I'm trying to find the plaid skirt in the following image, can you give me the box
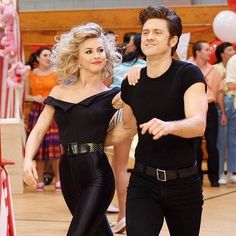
[27,102,61,161]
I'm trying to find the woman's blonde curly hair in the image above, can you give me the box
[51,22,122,84]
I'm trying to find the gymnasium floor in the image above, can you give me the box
[12,175,236,236]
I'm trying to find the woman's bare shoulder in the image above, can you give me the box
[49,84,68,100]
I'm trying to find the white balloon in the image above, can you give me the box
[213,10,236,43]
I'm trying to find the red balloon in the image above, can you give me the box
[233,43,236,51]
[228,0,236,12]
[209,38,223,64]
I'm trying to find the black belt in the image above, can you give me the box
[60,142,103,155]
[133,161,198,182]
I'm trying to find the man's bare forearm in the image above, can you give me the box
[166,115,206,138]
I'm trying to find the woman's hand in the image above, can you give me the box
[127,66,142,85]
[23,159,38,186]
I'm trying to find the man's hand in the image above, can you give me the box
[140,118,172,140]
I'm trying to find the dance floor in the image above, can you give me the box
[12,175,236,236]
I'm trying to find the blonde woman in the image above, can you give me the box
[23,23,135,235]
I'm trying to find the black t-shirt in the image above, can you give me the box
[121,59,205,169]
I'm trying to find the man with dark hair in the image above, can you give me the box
[190,40,227,187]
[121,6,208,236]
[139,5,182,56]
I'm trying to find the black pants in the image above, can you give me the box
[196,102,219,183]
[126,171,203,236]
[59,151,115,236]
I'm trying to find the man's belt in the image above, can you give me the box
[133,161,198,182]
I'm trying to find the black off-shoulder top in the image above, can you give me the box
[44,87,120,145]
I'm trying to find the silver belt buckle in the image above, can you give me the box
[78,143,90,154]
[156,168,167,182]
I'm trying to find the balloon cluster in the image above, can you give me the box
[0,0,30,89]
[212,0,236,43]
[7,62,30,89]
[0,1,17,62]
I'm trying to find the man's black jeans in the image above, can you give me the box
[126,171,203,236]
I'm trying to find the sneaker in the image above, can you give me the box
[107,203,119,213]
[55,181,61,192]
[112,217,126,234]
[36,182,45,192]
[228,173,236,184]
[218,173,227,185]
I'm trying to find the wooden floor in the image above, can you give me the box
[12,175,236,236]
